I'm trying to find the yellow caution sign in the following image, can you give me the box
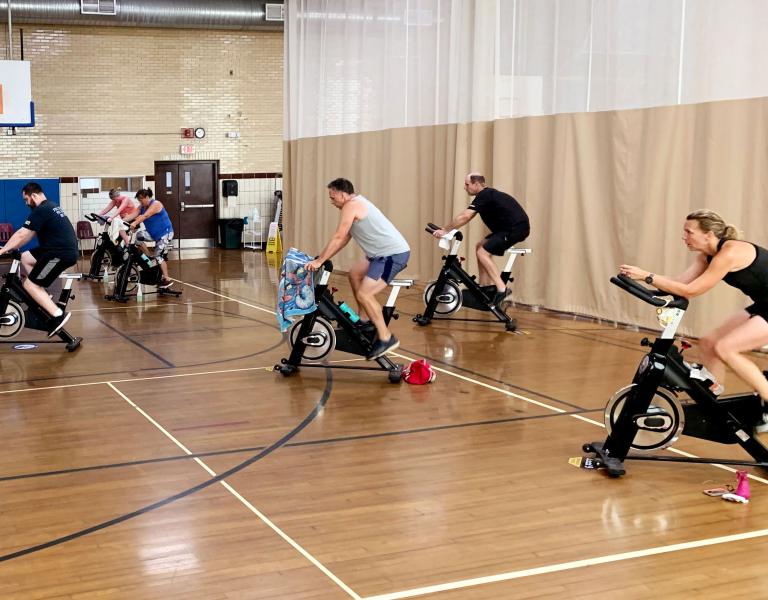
[266,222,282,254]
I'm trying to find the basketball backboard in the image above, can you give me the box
[0,60,35,127]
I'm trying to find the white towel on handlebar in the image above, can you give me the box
[438,229,459,250]
[108,216,125,243]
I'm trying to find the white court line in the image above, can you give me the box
[11,281,768,596]
[0,356,367,397]
[70,299,227,312]
[362,527,768,600]
[107,281,767,488]
[390,351,568,415]
[0,364,275,395]
[176,279,275,316]
[106,382,361,600]
[391,350,768,485]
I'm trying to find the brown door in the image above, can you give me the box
[154,160,219,247]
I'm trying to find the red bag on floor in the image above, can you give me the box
[403,359,436,384]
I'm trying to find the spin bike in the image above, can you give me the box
[414,223,530,331]
[582,274,768,477]
[0,250,82,351]
[82,213,126,281]
[275,261,412,383]
[105,225,182,303]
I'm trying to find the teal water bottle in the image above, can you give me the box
[338,301,360,323]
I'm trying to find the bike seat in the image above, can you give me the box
[60,273,82,280]
[505,247,532,255]
[390,279,413,288]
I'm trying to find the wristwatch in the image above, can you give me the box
[644,273,655,284]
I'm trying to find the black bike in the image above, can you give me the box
[105,226,181,303]
[0,250,82,351]
[82,213,126,281]
[414,223,530,331]
[582,274,768,477]
[275,261,412,383]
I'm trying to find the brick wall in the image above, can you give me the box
[0,25,283,178]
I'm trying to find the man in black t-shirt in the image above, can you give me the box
[0,182,79,336]
[433,172,530,306]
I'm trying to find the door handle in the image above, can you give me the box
[183,204,215,208]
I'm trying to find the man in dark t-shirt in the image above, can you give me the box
[0,182,79,336]
[433,172,530,306]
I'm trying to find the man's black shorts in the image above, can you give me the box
[28,247,77,287]
[482,223,530,256]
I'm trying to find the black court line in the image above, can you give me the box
[0,338,285,389]
[0,407,601,483]
[80,302,277,341]
[399,346,588,411]
[91,316,176,368]
[0,369,332,563]
[556,328,768,365]
[0,304,286,387]
[551,328,650,353]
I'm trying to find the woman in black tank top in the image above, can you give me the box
[619,209,768,432]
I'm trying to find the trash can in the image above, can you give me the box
[217,218,244,249]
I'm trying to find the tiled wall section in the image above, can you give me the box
[219,176,283,244]
[0,25,283,177]
[59,176,282,243]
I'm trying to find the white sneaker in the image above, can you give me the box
[755,412,768,434]
[47,312,72,337]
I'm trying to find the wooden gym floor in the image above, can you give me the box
[1,249,767,599]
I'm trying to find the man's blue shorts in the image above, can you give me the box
[366,251,410,283]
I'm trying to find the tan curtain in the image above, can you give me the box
[284,96,768,336]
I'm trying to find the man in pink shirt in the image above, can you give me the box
[99,188,136,243]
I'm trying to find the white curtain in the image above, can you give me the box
[286,0,768,140]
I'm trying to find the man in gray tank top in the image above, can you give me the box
[306,178,410,360]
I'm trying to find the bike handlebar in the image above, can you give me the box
[0,249,22,261]
[85,213,112,226]
[425,223,463,242]
[610,274,689,310]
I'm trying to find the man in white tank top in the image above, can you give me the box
[306,178,410,360]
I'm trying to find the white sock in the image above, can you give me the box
[52,308,63,317]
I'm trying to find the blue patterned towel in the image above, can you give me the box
[277,248,317,332]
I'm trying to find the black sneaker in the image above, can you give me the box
[366,335,400,360]
[480,284,497,297]
[356,320,377,339]
[159,278,174,289]
[493,289,512,308]
[47,312,72,337]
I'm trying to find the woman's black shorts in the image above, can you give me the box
[746,302,768,323]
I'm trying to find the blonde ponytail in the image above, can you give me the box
[686,209,742,240]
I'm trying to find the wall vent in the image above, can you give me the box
[81,0,118,16]
[265,3,284,21]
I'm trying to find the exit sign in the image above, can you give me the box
[180,144,195,155]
